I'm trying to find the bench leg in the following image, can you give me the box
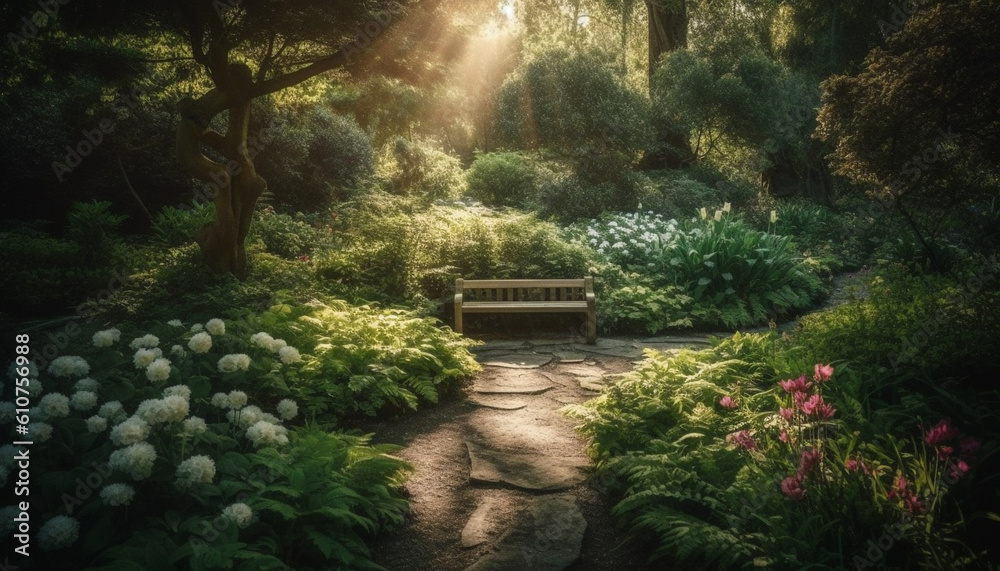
[454,307,463,334]
[586,308,596,345]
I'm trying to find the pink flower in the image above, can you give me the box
[936,445,954,461]
[924,418,958,446]
[779,407,794,421]
[779,430,793,444]
[904,494,924,514]
[817,401,837,420]
[895,475,908,493]
[797,448,822,478]
[845,459,859,472]
[726,430,757,450]
[298,255,311,263]
[813,363,834,382]
[719,395,737,410]
[781,476,805,500]
[778,375,811,394]
[949,459,970,481]
[960,437,981,456]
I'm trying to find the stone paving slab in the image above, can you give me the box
[466,442,589,492]
[462,497,500,548]
[570,344,644,359]
[468,396,527,410]
[551,351,587,363]
[480,353,553,369]
[578,377,606,392]
[473,370,555,395]
[556,364,604,377]
[464,496,586,571]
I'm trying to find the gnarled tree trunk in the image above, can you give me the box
[176,64,267,278]
[641,0,692,169]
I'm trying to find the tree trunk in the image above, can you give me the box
[175,65,267,278]
[641,0,691,169]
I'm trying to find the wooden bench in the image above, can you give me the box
[454,278,596,344]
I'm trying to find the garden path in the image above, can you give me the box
[365,336,709,571]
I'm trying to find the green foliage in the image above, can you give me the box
[250,210,328,259]
[376,137,467,201]
[598,277,693,334]
[150,202,214,248]
[465,151,548,208]
[66,200,128,264]
[0,228,86,317]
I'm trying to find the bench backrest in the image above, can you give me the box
[456,278,592,303]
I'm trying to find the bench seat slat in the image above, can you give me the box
[462,301,588,313]
[462,279,586,289]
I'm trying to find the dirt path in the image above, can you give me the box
[362,338,707,570]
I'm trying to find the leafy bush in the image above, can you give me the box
[151,202,214,248]
[250,209,328,259]
[598,277,692,334]
[66,200,128,262]
[565,336,991,568]
[466,151,545,208]
[5,317,418,570]
[376,137,466,201]
[0,229,87,317]
[537,168,650,221]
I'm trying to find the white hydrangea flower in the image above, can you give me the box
[28,407,44,421]
[227,405,263,429]
[108,442,157,480]
[182,416,208,435]
[0,402,15,424]
[191,323,204,332]
[217,354,251,373]
[188,332,212,354]
[267,338,287,353]
[171,345,186,357]
[167,319,183,327]
[70,390,98,411]
[100,483,135,507]
[86,415,107,433]
[109,415,151,446]
[129,334,160,350]
[37,515,80,551]
[160,396,189,423]
[250,332,274,349]
[175,455,216,488]
[222,503,254,528]
[205,318,226,335]
[276,399,298,421]
[74,377,100,392]
[48,356,90,378]
[278,346,301,365]
[245,420,289,449]
[92,328,121,348]
[211,392,230,409]
[29,422,53,442]
[133,348,163,369]
[259,412,280,424]
[163,385,191,400]
[227,390,248,408]
[135,397,187,425]
[39,393,70,418]
[26,378,43,397]
[98,401,126,422]
[145,358,172,383]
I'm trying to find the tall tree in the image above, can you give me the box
[644,0,686,79]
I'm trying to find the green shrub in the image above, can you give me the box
[150,202,214,248]
[466,151,544,208]
[376,137,466,201]
[598,277,693,334]
[10,317,418,570]
[250,210,327,259]
[0,229,86,317]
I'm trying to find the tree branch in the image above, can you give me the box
[250,49,350,98]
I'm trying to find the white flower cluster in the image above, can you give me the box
[205,318,226,335]
[0,402,15,424]
[129,334,160,350]
[133,348,163,369]
[222,503,254,528]
[167,319,183,327]
[98,401,127,423]
[276,399,298,420]
[190,323,204,332]
[109,442,157,480]
[278,346,301,365]
[245,420,289,449]
[183,416,208,435]
[211,392,231,409]
[86,415,107,433]
[228,390,248,408]
[217,354,251,373]
[135,396,189,425]
[163,385,191,399]
[92,328,121,348]
[171,344,186,357]
[48,356,90,378]
[39,393,70,418]
[70,390,98,411]
[576,212,680,270]
[226,405,275,429]
[37,515,80,551]
[100,483,135,507]
[146,358,172,382]
[175,455,216,488]
[109,416,151,446]
[29,422,53,442]
[188,332,212,354]
[27,378,43,397]
[250,332,287,353]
